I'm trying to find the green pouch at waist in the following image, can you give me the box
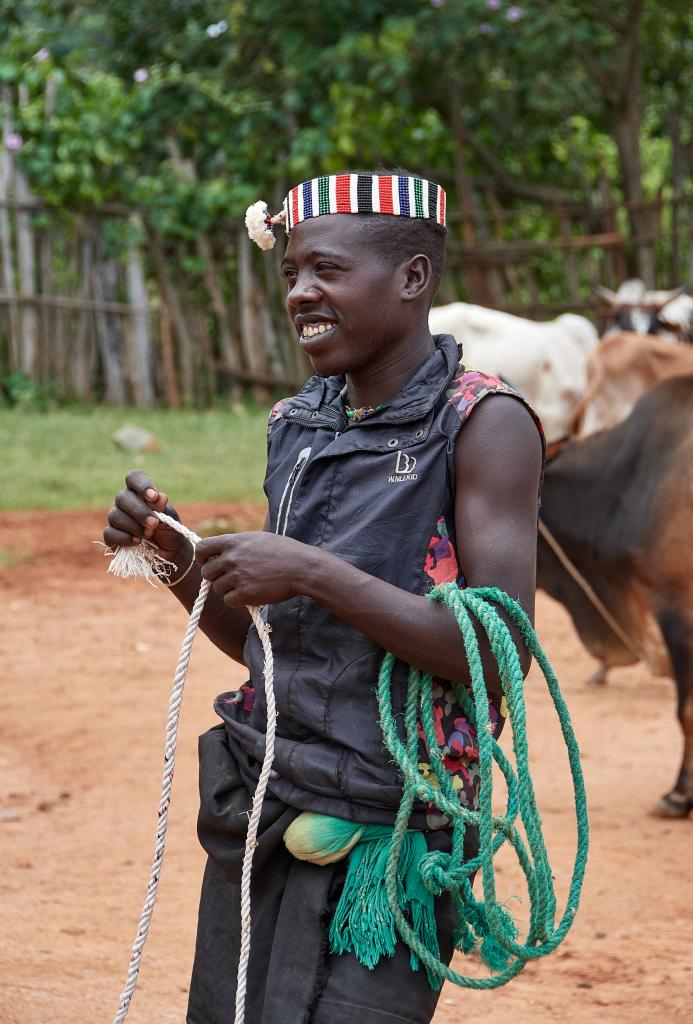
[284,811,440,983]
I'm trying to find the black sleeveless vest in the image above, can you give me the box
[215,334,542,825]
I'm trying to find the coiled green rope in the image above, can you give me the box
[376,583,589,988]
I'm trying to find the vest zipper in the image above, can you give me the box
[276,446,311,536]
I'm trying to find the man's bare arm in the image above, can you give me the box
[299,397,542,691]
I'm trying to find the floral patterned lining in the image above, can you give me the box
[267,398,288,438]
[416,366,543,827]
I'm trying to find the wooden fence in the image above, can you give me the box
[440,193,693,319]
[0,159,690,406]
[0,195,314,406]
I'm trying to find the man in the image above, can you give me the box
[104,171,544,1023]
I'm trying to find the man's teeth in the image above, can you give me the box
[301,322,336,339]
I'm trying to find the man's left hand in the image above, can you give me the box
[196,532,315,607]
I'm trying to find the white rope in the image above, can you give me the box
[108,512,275,1024]
[235,604,274,1024]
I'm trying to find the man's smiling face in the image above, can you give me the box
[281,215,411,377]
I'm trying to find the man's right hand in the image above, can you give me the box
[104,471,185,557]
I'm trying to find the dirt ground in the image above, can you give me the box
[1,505,691,1024]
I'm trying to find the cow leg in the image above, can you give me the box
[652,610,693,818]
[585,663,608,686]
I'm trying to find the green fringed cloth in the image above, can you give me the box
[283,812,442,988]
[281,586,589,993]
[284,811,520,989]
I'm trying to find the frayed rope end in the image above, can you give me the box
[95,539,176,587]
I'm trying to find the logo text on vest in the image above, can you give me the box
[388,450,418,483]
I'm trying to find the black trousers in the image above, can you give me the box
[186,724,462,1024]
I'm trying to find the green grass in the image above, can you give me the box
[0,547,36,566]
[0,406,271,510]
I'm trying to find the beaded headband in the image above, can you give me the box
[245,173,446,251]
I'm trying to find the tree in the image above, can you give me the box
[1,0,691,403]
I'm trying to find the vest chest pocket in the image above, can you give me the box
[275,445,312,536]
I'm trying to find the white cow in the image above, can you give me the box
[596,279,693,341]
[428,303,598,443]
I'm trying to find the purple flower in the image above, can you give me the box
[507,5,524,20]
[133,67,149,83]
[479,22,493,33]
[430,0,444,6]
[486,0,502,10]
[206,20,228,37]
[5,132,22,151]
[35,47,50,62]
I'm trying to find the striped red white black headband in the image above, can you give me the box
[245,173,446,251]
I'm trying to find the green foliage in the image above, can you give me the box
[0,369,55,410]
[1,0,691,314]
[18,68,143,205]
[0,405,270,509]
[2,1,683,218]
[4,4,689,209]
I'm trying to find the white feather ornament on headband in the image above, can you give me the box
[245,201,286,251]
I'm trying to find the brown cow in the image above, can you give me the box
[574,332,693,439]
[538,376,693,818]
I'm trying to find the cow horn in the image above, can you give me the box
[655,283,688,308]
[592,285,619,304]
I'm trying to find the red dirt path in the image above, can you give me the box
[1,506,691,1024]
